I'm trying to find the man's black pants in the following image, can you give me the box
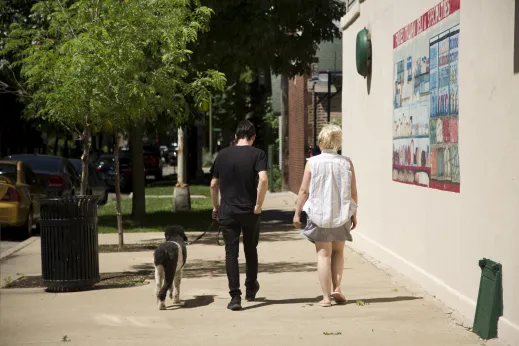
[220,213,260,298]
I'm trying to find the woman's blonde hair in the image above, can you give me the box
[318,124,342,151]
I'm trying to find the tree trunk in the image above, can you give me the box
[80,123,91,196]
[53,136,59,155]
[63,135,69,158]
[176,126,186,187]
[114,128,124,249]
[280,75,290,191]
[130,125,146,220]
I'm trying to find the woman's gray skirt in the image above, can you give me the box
[300,220,353,243]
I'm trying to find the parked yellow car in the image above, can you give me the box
[0,160,45,238]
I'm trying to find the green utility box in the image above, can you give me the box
[356,28,371,78]
[473,258,503,340]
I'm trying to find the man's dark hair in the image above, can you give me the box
[235,120,256,140]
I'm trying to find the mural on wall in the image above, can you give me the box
[393,0,460,193]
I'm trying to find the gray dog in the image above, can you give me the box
[154,225,188,310]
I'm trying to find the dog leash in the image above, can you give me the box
[186,220,223,246]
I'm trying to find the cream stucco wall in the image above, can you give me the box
[341,1,519,345]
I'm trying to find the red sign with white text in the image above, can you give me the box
[393,0,460,49]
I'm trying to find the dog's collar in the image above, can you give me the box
[166,240,182,248]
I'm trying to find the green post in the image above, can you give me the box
[268,145,273,192]
[472,258,503,340]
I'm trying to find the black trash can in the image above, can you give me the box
[39,196,100,292]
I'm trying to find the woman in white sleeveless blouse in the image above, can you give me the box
[293,125,358,307]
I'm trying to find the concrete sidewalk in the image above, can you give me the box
[0,193,494,346]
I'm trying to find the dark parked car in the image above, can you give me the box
[4,155,80,197]
[166,144,178,165]
[96,150,163,192]
[143,151,162,180]
[95,154,133,192]
[69,159,108,204]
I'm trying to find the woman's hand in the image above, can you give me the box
[351,214,357,230]
[293,214,301,229]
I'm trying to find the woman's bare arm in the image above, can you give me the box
[293,162,311,226]
[349,160,358,230]
[350,160,358,207]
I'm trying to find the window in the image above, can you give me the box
[16,157,60,173]
[0,163,17,182]
[65,161,79,178]
[23,165,38,185]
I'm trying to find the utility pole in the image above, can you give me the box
[327,71,331,123]
[209,96,213,154]
[313,92,317,147]
[173,126,191,211]
[176,126,186,186]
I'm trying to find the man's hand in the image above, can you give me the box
[212,207,219,221]
[351,214,357,230]
[253,205,262,215]
[293,214,301,229]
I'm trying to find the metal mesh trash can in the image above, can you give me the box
[39,196,100,292]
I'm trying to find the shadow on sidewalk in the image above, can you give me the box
[183,260,322,278]
[242,295,422,310]
[348,296,422,304]
[130,260,327,278]
[167,295,216,310]
[242,296,322,310]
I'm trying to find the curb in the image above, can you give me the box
[0,236,38,261]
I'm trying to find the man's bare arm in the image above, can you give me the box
[255,171,269,213]
[210,177,220,211]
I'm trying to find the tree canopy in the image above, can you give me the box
[2,0,226,193]
[192,0,346,149]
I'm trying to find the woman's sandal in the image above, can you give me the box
[331,292,347,305]
[319,302,332,307]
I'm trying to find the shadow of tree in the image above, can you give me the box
[186,230,302,246]
[130,259,322,279]
[7,271,151,291]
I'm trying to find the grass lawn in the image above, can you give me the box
[145,184,210,197]
[97,185,213,233]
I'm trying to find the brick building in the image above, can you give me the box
[277,39,343,193]
[287,75,310,193]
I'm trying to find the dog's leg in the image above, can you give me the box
[155,265,163,300]
[172,269,182,304]
[155,265,166,310]
[158,260,176,310]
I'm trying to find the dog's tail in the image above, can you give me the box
[157,259,177,302]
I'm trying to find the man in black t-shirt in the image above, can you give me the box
[210,120,269,311]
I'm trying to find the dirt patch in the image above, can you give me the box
[4,271,153,290]
[99,243,160,253]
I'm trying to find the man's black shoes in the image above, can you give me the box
[245,281,260,301]
[227,296,242,311]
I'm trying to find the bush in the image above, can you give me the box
[270,164,282,192]
[203,148,216,167]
